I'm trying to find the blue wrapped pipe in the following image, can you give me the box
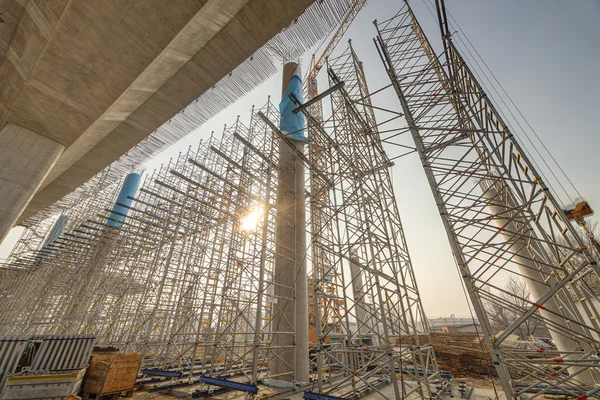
[279,65,306,142]
[107,172,141,228]
[40,214,69,260]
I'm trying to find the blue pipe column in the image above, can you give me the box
[40,214,69,261]
[107,172,142,229]
[279,65,306,142]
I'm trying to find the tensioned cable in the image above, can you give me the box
[444,11,583,202]
[432,1,582,206]
[419,0,577,209]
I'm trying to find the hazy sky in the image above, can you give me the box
[2,0,599,317]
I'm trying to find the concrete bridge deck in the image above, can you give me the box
[0,0,323,241]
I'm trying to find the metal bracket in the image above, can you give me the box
[198,376,258,394]
[291,81,345,114]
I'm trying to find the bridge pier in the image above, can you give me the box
[0,124,64,244]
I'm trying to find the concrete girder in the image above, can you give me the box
[0,0,316,230]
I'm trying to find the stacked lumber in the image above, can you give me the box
[430,333,495,376]
[395,333,494,376]
[82,353,142,399]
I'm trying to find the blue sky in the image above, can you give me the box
[2,0,598,316]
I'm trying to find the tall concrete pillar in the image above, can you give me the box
[271,132,297,382]
[350,254,368,338]
[0,124,64,244]
[484,182,594,385]
[294,139,309,383]
[271,62,309,383]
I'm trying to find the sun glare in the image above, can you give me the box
[240,206,264,232]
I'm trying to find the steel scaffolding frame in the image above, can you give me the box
[0,169,122,330]
[0,101,287,386]
[375,2,600,398]
[294,43,443,399]
[0,100,304,396]
[0,54,446,398]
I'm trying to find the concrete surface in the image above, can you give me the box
[0,124,63,242]
[270,62,309,382]
[127,378,510,400]
[0,0,317,238]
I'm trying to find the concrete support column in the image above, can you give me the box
[484,183,594,385]
[40,214,69,261]
[0,125,64,244]
[107,172,142,228]
[271,137,297,381]
[350,254,368,338]
[294,139,309,383]
[271,62,309,383]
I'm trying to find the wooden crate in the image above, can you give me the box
[82,353,141,399]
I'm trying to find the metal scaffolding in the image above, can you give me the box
[0,77,444,397]
[1,2,599,399]
[0,102,283,379]
[375,2,600,398]
[300,43,442,398]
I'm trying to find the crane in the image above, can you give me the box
[304,0,367,114]
[304,0,366,345]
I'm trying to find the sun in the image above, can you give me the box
[240,206,264,232]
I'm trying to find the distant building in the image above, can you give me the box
[427,316,481,334]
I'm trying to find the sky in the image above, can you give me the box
[1,0,599,317]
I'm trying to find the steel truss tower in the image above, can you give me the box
[301,43,443,399]
[375,3,600,398]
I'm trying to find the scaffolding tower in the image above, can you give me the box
[375,2,600,398]
[301,43,442,398]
